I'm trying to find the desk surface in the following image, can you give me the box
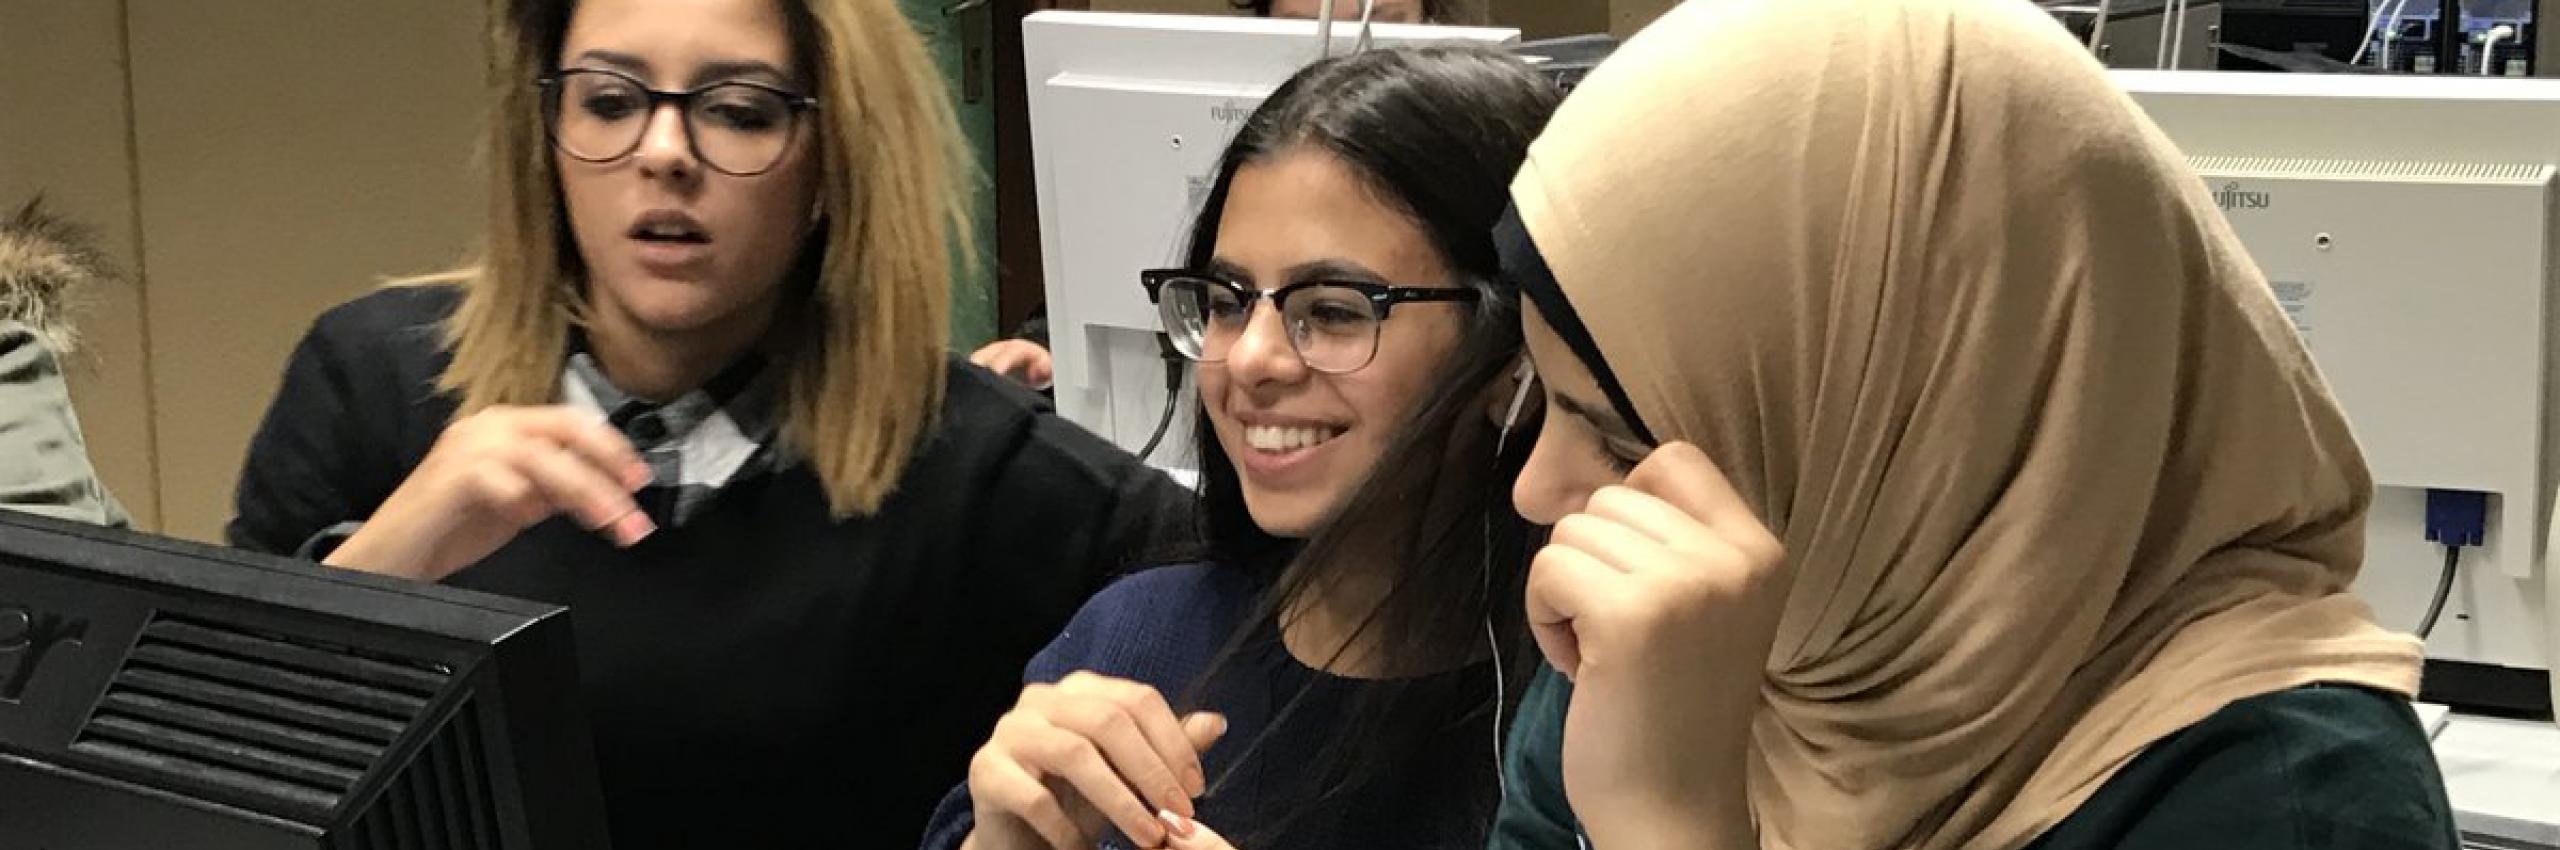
[2433,711,2560,849]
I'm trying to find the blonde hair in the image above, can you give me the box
[423,0,971,517]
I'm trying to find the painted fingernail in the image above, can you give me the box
[614,511,656,546]
[1159,809,1196,841]
[592,507,633,531]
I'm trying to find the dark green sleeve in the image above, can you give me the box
[1488,664,1583,850]
[2025,685,2457,850]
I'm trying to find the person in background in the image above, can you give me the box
[1488,1,2455,849]
[0,196,130,528]
[967,0,1461,390]
[923,43,1557,850]
[227,0,1189,845]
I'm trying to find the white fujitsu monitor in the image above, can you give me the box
[2116,70,2560,720]
[1023,11,1519,478]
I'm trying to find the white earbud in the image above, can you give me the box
[1486,355,1538,795]
[1496,357,1538,456]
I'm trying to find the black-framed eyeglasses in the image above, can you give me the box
[537,68,819,177]
[1141,269,1481,374]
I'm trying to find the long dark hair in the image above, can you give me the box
[1176,43,1558,843]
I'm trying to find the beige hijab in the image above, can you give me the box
[1511,0,2426,847]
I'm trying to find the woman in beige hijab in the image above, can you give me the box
[1482,1,2457,849]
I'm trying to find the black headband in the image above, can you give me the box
[1495,204,1657,446]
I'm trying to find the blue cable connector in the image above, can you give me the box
[2424,488,2489,548]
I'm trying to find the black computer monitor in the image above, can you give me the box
[2216,0,2375,71]
[0,510,608,849]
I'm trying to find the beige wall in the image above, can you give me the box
[127,1,488,542]
[1,1,487,542]
[2,2,158,530]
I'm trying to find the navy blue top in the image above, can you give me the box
[918,564,1499,850]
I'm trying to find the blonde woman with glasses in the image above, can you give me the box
[229,0,1189,845]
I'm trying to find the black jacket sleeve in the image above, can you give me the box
[875,361,1197,840]
[950,358,1193,597]
[1018,406,1192,576]
[228,288,453,556]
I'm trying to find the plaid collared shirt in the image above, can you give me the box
[560,349,781,528]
